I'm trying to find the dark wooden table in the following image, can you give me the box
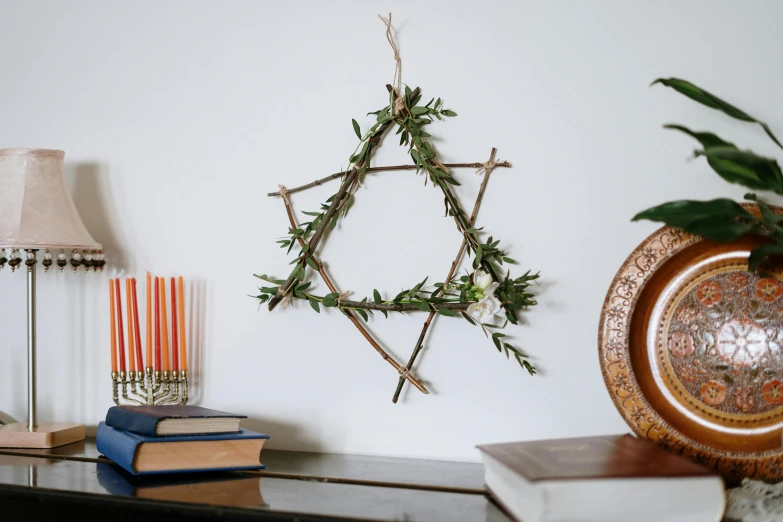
[0,439,513,521]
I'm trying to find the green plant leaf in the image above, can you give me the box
[663,124,736,150]
[291,264,306,281]
[352,119,361,139]
[748,242,783,271]
[461,311,476,325]
[356,308,369,321]
[632,198,756,242]
[373,289,382,304]
[652,77,783,150]
[305,256,320,271]
[309,299,320,313]
[413,300,431,312]
[437,307,457,317]
[695,147,783,195]
[745,193,783,225]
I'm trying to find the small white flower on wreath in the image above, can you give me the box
[467,269,502,323]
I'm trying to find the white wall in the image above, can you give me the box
[1,0,782,462]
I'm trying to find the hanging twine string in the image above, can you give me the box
[378,13,405,115]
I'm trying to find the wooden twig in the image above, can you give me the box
[277,187,430,395]
[279,194,429,394]
[392,148,499,403]
[267,85,417,312]
[329,300,469,312]
[266,161,511,197]
[267,170,358,311]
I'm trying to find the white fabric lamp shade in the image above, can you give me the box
[0,148,101,251]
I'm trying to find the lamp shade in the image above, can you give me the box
[0,148,104,271]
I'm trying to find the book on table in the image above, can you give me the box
[476,433,726,522]
[105,405,247,436]
[96,421,269,476]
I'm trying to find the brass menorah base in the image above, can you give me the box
[111,369,188,406]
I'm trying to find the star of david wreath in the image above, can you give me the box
[256,85,540,403]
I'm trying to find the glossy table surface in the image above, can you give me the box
[0,439,511,522]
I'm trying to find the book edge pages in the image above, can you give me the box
[133,438,266,473]
[155,417,242,435]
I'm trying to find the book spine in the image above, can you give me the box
[105,407,160,436]
[96,422,142,475]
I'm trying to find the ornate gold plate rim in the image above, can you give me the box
[598,203,783,483]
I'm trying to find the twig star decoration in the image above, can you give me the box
[256,14,540,403]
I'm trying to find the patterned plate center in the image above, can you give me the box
[661,269,783,419]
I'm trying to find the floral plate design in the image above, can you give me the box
[598,204,783,483]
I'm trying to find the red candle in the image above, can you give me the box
[170,277,179,371]
[109,279,117,373]
[131,278,143,372]
[115,278,126,373]
[155,276,161,371]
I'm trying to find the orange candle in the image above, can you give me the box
[125,278,136,373]
[146,272,152,370]
[155,277,161,370]
[109,279,117,373]
[170,277,179,371]
[131,278,143,372]
[115,278,126,373]
[177,276,188,371]
[160,278,170,372]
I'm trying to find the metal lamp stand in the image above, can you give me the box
[0,250,85,448]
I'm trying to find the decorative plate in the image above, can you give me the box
[598,204,783,484]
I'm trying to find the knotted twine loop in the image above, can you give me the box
[378,13,405,115]
[398,367,411,379]
[476,159,500,176]
[336,290,352,306]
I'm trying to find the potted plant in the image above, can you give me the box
[633,78,783,272]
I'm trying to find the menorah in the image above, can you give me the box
[109,273,189,406]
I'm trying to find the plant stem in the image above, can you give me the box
[392,148,498,403]
[277,191,429,394]
[266,161,511,197]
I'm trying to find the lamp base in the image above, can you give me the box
[0,422,85,448]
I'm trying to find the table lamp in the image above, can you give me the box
[0,148,105,448]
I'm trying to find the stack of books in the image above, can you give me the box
[477,433,727,522]
[97,405,270,476]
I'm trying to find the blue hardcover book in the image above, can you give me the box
[105,405,247,436]
[96,421,269,476]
